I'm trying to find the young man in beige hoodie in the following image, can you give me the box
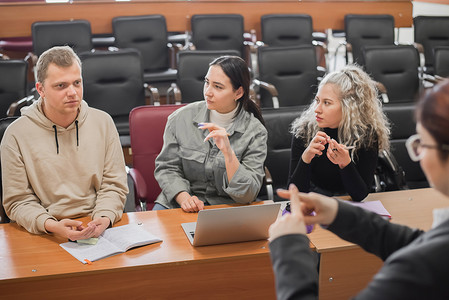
[1,46,128,241]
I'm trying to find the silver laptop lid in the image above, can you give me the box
[182,203,281,246]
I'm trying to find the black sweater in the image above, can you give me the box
[269,201,449,300]
[288,128,378,201]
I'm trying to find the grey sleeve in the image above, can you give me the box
[154,115,192,204]
[223,127,267,203]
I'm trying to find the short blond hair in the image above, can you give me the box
[36,46,81,84]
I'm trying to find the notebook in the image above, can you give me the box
[346,200,392,219]
[181,203,281,246]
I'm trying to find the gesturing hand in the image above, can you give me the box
[302,131,329,164]
[198,122,232,154]
[276,189,339,227]
[269,184,307,241]
[326,138,351,169]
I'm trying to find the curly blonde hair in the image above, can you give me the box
[291,64,390,158]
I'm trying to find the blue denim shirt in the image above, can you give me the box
[154,101,267,208]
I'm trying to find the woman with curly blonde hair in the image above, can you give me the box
[288,65,390,201]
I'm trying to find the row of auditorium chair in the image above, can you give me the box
[2,13,448,112]
[0,46,431,135]
[2,14,448,109]
[1,42,444,148]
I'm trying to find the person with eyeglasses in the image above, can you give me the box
[268,79,449,299]
[288,65,390,202]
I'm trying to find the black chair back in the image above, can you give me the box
[414,16,449,73]
[345,14,395,66]
[32,20,93,56]
[434,46,449,78]
[382,104,428,189]
[191,14,245,58]
[257,45,318,108]
[261,14,314,47]
[363,45,420,104]
[176,50,240,103]
[79,49,145,145]
[0,60,28,117]
[261,106,307,200]
[112,15,175,82]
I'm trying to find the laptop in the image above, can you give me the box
[181,203,281,246]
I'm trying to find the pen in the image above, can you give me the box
[332,145,355,151]
[198,123,231,136]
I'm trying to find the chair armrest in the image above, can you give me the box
[434,74,445,81]
[374,81,390,104]
[264,166,274,201]
[411,42,426,79]
[144,83,160,106]
[317,66,327,80]
[24,52,37,65]
[422,73,444,86]
[168,42,183,69]
[412,42,425,70]
[7,95,35,117]
[333,40,346,71]
[312,31,328,44]
[128,167,148,211]
[181,31,193,50]
[244,31,260,78]
[252,79,280,108]
[107,46,120,52]
[346,42,354,64]
[167,83,182,105]
[313,40,329,70]
[182,31,195,51]
[312,40,328,53]
[243,41,257,71]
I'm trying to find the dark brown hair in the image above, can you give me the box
[209,56,264,126]
[416,79,449,161]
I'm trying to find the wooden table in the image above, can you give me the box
[0,203,277,299]
[1,188,446,299]
[0,0,413,38]
[309,188,449,300]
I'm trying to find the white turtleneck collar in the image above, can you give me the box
[432,206,449,228]
[209,105,239,132]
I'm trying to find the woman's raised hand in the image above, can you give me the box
[302,131,329,164]
[198,122,232,154]
[326,138,351,169]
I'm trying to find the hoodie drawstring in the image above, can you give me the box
[52,125,59,154]
[52,120,79,154]
[75,120,79,147]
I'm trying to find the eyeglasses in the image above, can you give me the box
[406,134,449,162]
